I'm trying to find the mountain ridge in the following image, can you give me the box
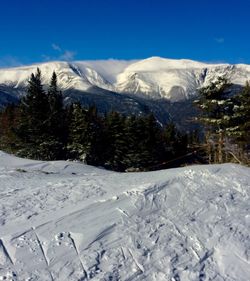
[0,57,249,126]
[1,57,250,102]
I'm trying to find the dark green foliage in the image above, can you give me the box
[225,82,250,163]
[163,123,188,158]
[123,115,146,169]
[195,77,232,132]
[238,82,250,144]
[194,77,250,164]
[67,103,88,160]
[46,72,67,159]
[3,69,67,160]
[227,82,250,142]
[15,68,51,159]
[135,114,165,168]
[103,111,128,171]
[66,106,189,171]
[0,104,20,153]
[67,104,105,165]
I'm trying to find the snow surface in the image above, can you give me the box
[1,57,250,101]
[0,151,250,280]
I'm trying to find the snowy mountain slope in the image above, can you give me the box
[1,57,250,102]
[0,151,250,281]
[0,60,136,97]
[115,57,250,100]
[74,59,137,84]
[0,62,108,94]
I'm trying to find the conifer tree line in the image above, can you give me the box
[0,68,190,172]
[194,76,250,165]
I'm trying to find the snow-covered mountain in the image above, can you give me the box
[1,57,250,126]
[0,151,250,280]
[1,57,250,102]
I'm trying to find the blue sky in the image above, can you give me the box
[0,0,250,66]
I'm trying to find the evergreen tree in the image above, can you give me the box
[16,68,51,159]
[194,77,232,163]
[67,103,87,160]
[84,105,106,166]
[46,71,67,159]
[104,111,127,171]
[227,82,250,140]
[124,114,165,170]
[67,103,105,165]
[0,104,20,153]
[226,82,250,163]
[139,114,164,169]
[123,115,142,169]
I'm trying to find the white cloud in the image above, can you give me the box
[44,44,76,61]
[41,54,52,61]
[52,43,62,52]
[59,50,76,61]
[215,37,225,44]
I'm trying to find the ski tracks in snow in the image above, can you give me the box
[0,227,90,281]
[0,160,250,280]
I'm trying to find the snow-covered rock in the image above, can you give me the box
[0,151,250,280]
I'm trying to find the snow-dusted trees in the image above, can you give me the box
[195,77,250,164]
[225,82,250,163]
[194,77,232,163]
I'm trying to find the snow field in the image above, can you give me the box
[0,151,250,280]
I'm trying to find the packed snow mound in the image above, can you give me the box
[0,151,250,281]
[1,57,250,101]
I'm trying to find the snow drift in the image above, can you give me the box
[0,151,250,280]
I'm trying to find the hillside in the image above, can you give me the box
[0,151,249,280]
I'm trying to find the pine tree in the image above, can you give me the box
[0,104,20,153]
[124,114,165,170]
[16,68,50,159]
[163,123,180,159]
[84,105,106,166]
[237,82,250,145]
[139,114,164,169]
[123,115,142,169]
[67,103,105,165]
[226,82,250,163]
[194,77,232,163]
[104,111,127,171]
[67,103,87,160]
[46,71,66,159]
